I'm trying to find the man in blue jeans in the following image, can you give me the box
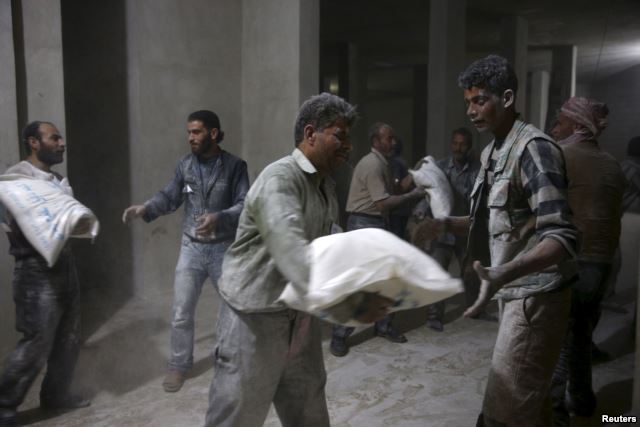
[122,110,249,392]
[330,122,425,357]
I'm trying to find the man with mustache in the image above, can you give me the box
[330,122,425,357]
[0,122,90,427]
[414,55,579,426]
[205,93,392,427]
[122,110,249,393]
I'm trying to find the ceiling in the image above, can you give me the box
[321,0,640,86]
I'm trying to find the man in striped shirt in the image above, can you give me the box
[414,55,579,427]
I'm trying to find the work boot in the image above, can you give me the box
[162,369,186,392]
[426,318,444,332]
[40,394,91,410]
[374,326,407,343]
[329,337,349,357]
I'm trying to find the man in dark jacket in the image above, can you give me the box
[122,110,249,392]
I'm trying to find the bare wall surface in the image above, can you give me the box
[126,0,243,296]
[21,0,67,175]
[591,64,640,162]
[0,0,20,356]
[241,0,319,180]
[60,0,135,336]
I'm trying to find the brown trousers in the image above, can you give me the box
[481,286,571,427]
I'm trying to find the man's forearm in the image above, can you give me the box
[475,237,570,289]
[444,216,471,236]
[376,191,421,213]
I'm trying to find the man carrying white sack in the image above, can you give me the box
[330,122,426,357]
[204,93,391,427]
[0,122,91,427]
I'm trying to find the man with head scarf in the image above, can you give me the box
[550,97,626,425]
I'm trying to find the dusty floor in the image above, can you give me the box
[11,278,636,427]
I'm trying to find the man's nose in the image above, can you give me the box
[466,104,476,118]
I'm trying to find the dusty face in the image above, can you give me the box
[550,113,576,141]
[463,86,509,136]
[35,123,65,166]
[187,120,216,156]
[373,126,396,158]
[451,132,472,165]
[313,119,352,172]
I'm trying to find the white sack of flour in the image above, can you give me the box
[0,174,100,267]
[409,156,454,218]
[279,228,463,326]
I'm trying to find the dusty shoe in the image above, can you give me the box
[163,369,186,393]
[374,327,408,343]
[41,394,91,410]
[426,319,444,332]
[329,337,349,357]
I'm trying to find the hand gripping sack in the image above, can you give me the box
[0,174,100,267]
[408,156,454,218]
[279,228,463,326]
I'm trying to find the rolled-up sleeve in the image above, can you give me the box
[520,138,580,257]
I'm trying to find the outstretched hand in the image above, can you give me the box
[463,260,510,318]
[122,205,146,224]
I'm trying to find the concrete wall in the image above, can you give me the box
[241,0,319,180]
[21,0,67,175]
[126,0,243,296]
[0,0,21,356]
[590,64,640,161]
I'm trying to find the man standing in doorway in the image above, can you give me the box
[549,97,625,426]
[122,110,249,393]
[205,93,392,427]
[422,127,483,332]
[0,121,90,427]
[414,55,579,426]
[330,122,425,357]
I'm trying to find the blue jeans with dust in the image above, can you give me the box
[169,236,230,372]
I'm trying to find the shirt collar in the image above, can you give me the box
[447,156,470,173]
[292,148,318,174]
[371,148,389,165]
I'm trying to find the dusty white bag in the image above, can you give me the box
[409,156,453,218]
[0,174,100,267]
[279,228,462,326]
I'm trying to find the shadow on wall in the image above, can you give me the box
[61,0,134,337]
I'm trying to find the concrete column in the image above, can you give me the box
[20,0,67,174]
[0,0,21,356]
[500,16,528,115]
[528,70,550,131]
[545,45,577,130]
[241,0,319,179]
[427,0,467,160]
[126,0,243,295]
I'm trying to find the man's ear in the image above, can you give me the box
[210,128,219,142]
[303,124,315,144]
[503,89,515,109]
[27,136,40,152]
